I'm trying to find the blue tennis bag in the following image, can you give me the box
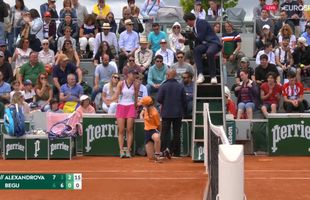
[4,104,26,137]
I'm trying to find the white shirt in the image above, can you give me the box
[15,48,32,68]
[155,48,174,67]
[119,81,135,106]
[138,84,148,100]
[38,49,55,66]
[102,82,117,99]
[94,32,118,56]
[275,47,291,64]
[118,30,139,52]
[191,9,206,20]
[256,50,276,65]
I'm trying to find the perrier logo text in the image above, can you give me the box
[271,121,310,153]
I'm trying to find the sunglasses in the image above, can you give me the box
[113,76,120,79]
[129,59,135,62]
[177,56,184,59]
[155,60,163,63]
[182,76,189,79]
[173,26,180,29]
[40,77,47,80]
[65,43,71,45]
[42,43,49,45]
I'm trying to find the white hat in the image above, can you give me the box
[262,24,270,30]
[80,95,89,102]
[298,37,308,47]
[224,86,231,98]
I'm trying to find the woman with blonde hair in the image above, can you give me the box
[278,24,296,50]
[101,73,120,114]
[11,91,30,115]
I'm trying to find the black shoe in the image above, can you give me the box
[163,148,171,160]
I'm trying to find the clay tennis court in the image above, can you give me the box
[0,156,309,200]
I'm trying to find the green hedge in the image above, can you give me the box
[180,0,239,14]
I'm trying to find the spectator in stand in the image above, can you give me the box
[24,9,43,52]
[256,9,274,38]
[0,51,13,83]
[47,98,63,113]
[59,74,83,112]
[275,36,295,83]
[278,24,296,50]
[76,95,95,115]
[0,41,12,64]
[301,22,310,46]
[57,26,76,52]
[225,86,237,119]
[134,36,153,76]
[23,79,35,104]
[111,68,140,158]
[293,37,310,82]
[280,0,302,37]
[18,51,45,88]
[256,42,276,65]
[118,7,143,34]
[56,39,80,68]
[38,39,55,75]
[59,0,77,21]
[222,21,242,74]
[79,14,98,58]
[171,51,194,83]
[141,0,165,35]
[93,41,116,68]
[148,23,167,54]
[101,73,119,114]
[52,54,82,96]
[260,72,282,118]
[235,69,259,119]
[71,0,88,28]
[92,0,111,27]
[40,0,58,20]
[10,80,24,101]
[157,68,187,157]
[7,0,29,54]
[191,1,206,20]
[0,71,11,107]
[57,13,79,44]
[213,22,221,34]
[155,39,174,67]
[255,54,280,85]
[35,73,53,111]
[12,38,32,78]
[182,71,194,119]
[92,53,117,101]
[0,0,9,41]
[123,55,141,77]
[106,12,117,34]
[255,24,277,53]
[118,19,139,72]
[42,11,57,52]
[169,22,186,55]
[123,0,140,17]
[93,23,118,58]
[146,55,168,95]
[233,57,255,96]
[274,10,295,37]
[136,73,148,116]
[282,71,305,113]
[207,0,224,21]
[11,91,30,115]
[253,0,266,19]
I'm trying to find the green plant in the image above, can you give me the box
[180,0,239,14]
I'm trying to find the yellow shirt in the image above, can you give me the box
[92,4,111,18]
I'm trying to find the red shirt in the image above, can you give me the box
[226,99,237,118]
[282,82,304,100]
[260,82,282,104]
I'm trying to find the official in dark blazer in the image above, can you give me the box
[157,68,187,157]
[183,13,222,84]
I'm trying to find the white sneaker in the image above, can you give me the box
[196,73,205,84]
[210,77,217,84]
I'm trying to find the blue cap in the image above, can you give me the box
[24,79,32,85]
[195,0,202,4]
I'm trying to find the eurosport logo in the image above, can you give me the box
[282,5,310,12]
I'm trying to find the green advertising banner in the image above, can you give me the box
[268,117,310,155]
[3,138,26,159]
[27,139,49,159]
[83,116,119,156]
[49,138,73,159]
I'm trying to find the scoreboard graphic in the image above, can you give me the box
[0,173,82,190]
